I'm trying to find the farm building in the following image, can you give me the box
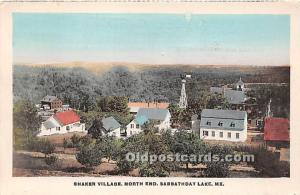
[126,108,171,135]
[101,116,122,138]
[127,102,169,115]
[38,110,86,136]
[40,95,63,110]
[199,109,248,142]
[264,117,290,161]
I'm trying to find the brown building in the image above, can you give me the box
[264,117,290,161]
[41,95,63,110]
[128,102,169,115]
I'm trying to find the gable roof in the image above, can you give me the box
[264,117,289,141]
[102,116,121,132]
[210,87,247,104]
[200,109,247,131]
[54,111,80,126]
[43,120,58,129]
[136,108,170,125]
[41,95,60,102]
[201,109,246,120]
[236,77,244,85]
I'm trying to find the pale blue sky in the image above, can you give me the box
[13,13,290,65]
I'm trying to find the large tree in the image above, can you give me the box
[171,131,206,170]
[88,118,106,139]
[13,100,41,148]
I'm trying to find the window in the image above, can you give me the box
[230,122,235,127]
[212,131,215,137]
[206,121,211,126]
[66,126,70,131]
[219,132,223,138]
[136,124,140,129]
[56,127,60,131]
[257,120,263,126]
[227,132,231,138]
[236,133,240,139]
[130,124,134,128]
[203,131,208,136]
[218,122,223,127]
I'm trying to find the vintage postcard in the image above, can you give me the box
[1,2,300,195]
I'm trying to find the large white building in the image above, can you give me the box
[38,111,86,136]
[198,109,247,142]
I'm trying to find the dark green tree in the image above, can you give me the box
[13,100,41,149]
[76,143,103,169]
[88,118,105,139]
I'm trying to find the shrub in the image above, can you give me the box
[139,163,170,177]
[63,138,68,148]
[79,135,94,146]
[31,139,56,157]
[252,148,290,177]
[45,155,58,166]
[96,136,123,162]
[63,138,74,148]
[76,143,103,169]
[204,162,230,177]
[203,145,233,177]
[25,138,40,151]
[71,134,81,147]
[116,156,136,175]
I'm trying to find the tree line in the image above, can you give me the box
[13,65,290,112]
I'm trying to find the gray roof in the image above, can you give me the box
[210,87,247,104]
[102,116,121,132]
[210,87,223,94]
[41,95,59,102]
[43,120,58,129]
[200,109,247,131]
[236,77,244,85]
[136,108,170,124]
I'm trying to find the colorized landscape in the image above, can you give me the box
[13,14,290,177]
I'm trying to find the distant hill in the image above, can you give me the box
[13,63,290,111]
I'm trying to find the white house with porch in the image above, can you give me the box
[126,108,171,137]
[38,111,86,136]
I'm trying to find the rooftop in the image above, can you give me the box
[201,109,247,120]
[264,117,289,141]
[200,109,247,131]
[128,102,169,113]
[210,87,247,104]
[54,111,80,126]
[41,95,60,102]
[102,116,121,132]
[136,108,170,125]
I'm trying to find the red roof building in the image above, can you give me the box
[54,111,80,126]
[264,117,289,141]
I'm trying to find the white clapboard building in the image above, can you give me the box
[126,108,171,137]
[199,109,247,142]
[38,111,86,136]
